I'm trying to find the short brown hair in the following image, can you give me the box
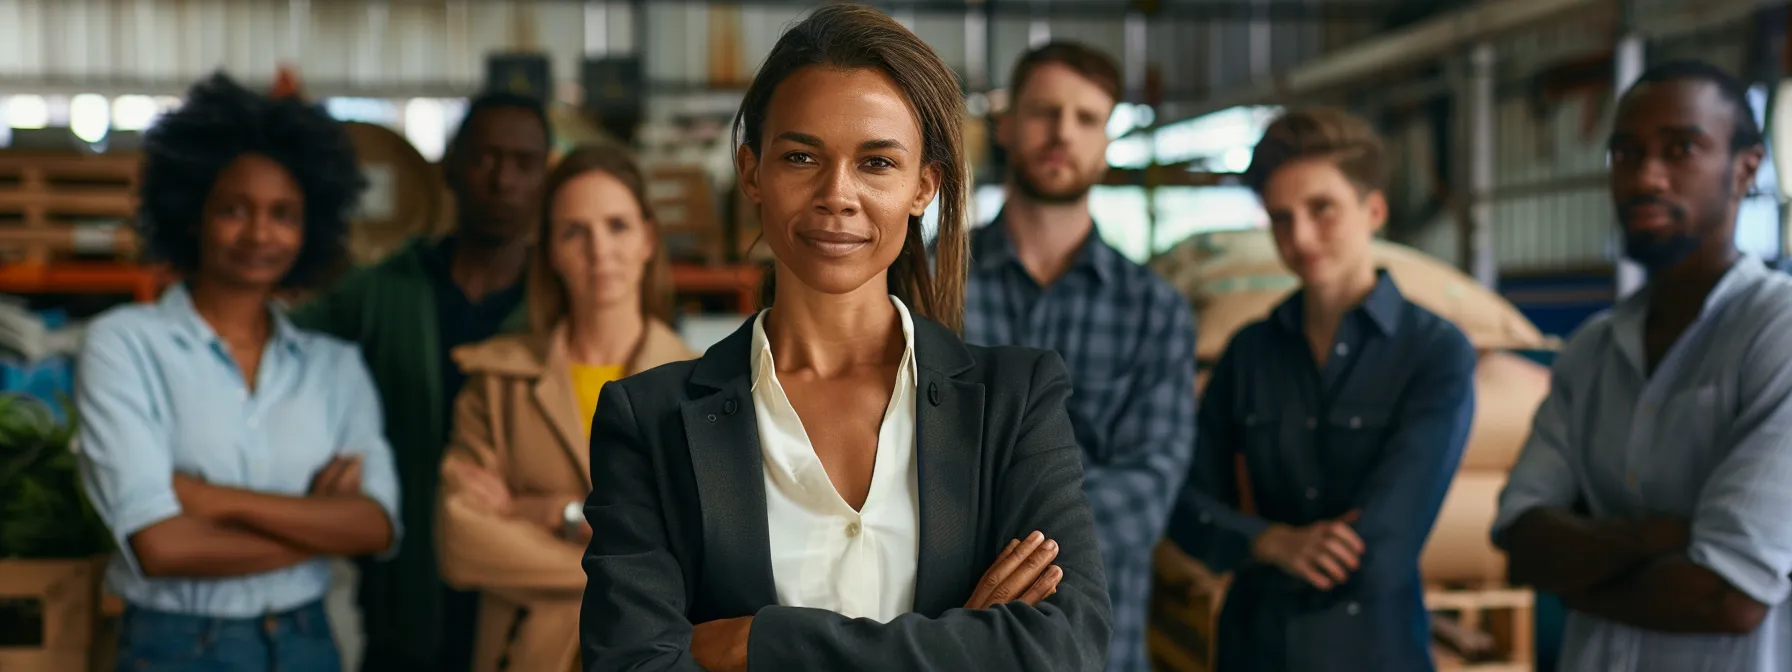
[1007,41,1122,107]
[734,3,969,332]
[1244,107,1387,196]
[526,143,674,334]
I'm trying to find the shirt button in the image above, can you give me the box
[1335,343,1350,356]
[246,417,259,430]
[1305,417,1317,429]
[1345,602,1361,616]
[1305,487,1318,500]
[845,521,861,537]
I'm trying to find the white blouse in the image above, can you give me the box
[750,295,921,623]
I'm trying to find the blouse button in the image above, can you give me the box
[845,521,862,537]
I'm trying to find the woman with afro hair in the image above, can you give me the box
[73,72,402,671]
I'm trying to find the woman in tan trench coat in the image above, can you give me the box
[436,144,698,672]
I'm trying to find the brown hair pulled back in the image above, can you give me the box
[733,3,969,333]
[526,143,674,334]
[1244,107,1386,197]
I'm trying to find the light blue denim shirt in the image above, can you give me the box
[75,284,401,618]
[1494,256,1792,671]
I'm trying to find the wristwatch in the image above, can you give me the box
[561,500,585,539]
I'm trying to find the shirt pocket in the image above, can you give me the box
[1067,373,1135,459]
[1321,405,1395,481]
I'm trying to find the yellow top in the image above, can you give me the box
[570,363,628,433]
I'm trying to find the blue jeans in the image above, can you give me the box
[116,601,340,672]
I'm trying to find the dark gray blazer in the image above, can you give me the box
[578,313,1113,671]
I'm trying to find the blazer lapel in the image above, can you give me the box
[910,317,984,616]
[530,327,593,484]
[683,317,780,611]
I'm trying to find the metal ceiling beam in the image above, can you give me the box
[1149,0,1608,127]
[522,0,1411,21]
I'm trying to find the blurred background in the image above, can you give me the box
[0,1,1784,671]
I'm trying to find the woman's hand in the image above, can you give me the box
[309,454,364,497]
[1251,512,1365,590]
[691,615,752,672]
[964,530,1063,609]
[442,457,512,515]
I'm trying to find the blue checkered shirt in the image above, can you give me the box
[960,218,1198,672]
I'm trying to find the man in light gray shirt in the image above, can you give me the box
[1493,60,1792,671]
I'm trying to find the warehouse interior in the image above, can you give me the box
[0,0,1783,671]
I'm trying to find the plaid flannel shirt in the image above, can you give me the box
[960,218,1198,672]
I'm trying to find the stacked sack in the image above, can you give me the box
[1150,228,1553,585]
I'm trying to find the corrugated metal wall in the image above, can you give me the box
[0,0,1355,111]
[1393,12,1756,274]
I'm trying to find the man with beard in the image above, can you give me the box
[962,42,1197,672]
[291,92,550,671]
[1494,60,1792,671]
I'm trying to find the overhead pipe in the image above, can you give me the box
[1157,0,1607,125]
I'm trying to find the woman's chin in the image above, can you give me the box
[783,265,887,297]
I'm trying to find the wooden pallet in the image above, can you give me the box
[0,557,106,672]
[1149,542,1228,672]
[0,152,140,264]
[1428,584,1535,672]
[646,166,724,265]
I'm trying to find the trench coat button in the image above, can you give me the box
[723,399,738,415]
[928,383,941,406]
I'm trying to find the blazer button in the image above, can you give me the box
[706,413,717,423]
[723,399,738,415]
[928,382,941,406]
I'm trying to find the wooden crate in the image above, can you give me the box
[647,166,724,265]
[0,152,141,264]
[0,557,106,672]
[1148,542,1228,672]
[1427,585,1535,672]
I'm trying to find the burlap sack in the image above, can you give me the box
[1419,470,1509,583]
[1150,229,1551,361]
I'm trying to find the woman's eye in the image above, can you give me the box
[782,152,815,165]
[863,157,896,170]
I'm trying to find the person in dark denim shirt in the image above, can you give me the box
[1166,108,1477,672]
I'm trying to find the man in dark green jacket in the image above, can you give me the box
[290,91,550,672]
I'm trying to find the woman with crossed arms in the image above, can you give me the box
[576,5,1112,671]
[1167,108,1477,672]
[75,73,399,671]
[436,143,697,672]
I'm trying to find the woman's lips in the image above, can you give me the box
[797,230,870,258]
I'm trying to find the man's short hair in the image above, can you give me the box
[446,91,553,161]
[1625,60,1763,152]
[1006,41,1122,106]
